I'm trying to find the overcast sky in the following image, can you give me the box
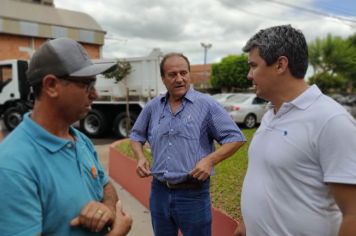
[55,0,356,65]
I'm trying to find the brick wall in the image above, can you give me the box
[0,34,101,61]
[191,64,212,88]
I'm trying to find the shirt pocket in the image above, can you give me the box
[177,119,198,140]
[149,121,170,145]
[176,119,200,164]
[81,162,104,201]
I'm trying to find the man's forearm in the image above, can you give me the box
[102,181,119,213]
[209,141,245,166]
[130,140,146,160]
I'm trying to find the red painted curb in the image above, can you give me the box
[109,139,238,236]
[109,142,152,209]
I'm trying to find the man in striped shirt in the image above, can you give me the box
[130,52,246,236]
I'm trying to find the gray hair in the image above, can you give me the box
[243,25,308,78]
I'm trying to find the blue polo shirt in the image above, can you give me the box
[0,113,109,236]
[130,88,246,183]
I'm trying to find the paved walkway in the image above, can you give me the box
[95,144,154,236]
[110,180,153,236]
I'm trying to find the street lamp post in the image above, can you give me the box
[201,42,212,64]
[200,43,212,89]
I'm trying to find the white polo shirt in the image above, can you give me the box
[241,85,356,236]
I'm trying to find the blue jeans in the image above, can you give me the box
[149,178,212,236]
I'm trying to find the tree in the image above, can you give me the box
[211,54,250,91]
[103,60,132,135]
[308,72,347,93]
[103,60,131,83]
[345,33,356,92]
[308,34,356,93]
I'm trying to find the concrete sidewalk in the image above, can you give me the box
[110,179,153,236]
[95,144,154,236]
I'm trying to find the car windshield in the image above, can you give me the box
[226,94,250,103]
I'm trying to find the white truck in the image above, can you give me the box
[0,49,165,138]
[0,59,33,131]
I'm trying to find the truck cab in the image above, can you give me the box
[0,60,33,130]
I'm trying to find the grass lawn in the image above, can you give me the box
[115,128,255,221]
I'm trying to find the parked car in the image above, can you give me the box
[221,93,268,128]
[330,94,356,119]
[348,106,356,119]
[211,93,238,103]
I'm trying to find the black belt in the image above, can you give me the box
[156,178,205,190]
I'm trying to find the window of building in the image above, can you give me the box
[52,26,67,38]
[20,21,38,36]
[79,30,94,43]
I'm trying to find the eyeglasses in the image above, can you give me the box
[59,77,96,93]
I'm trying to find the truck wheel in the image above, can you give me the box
[80,109,108,138]
[113,112,138,139]
[244,114,257,129]
[3,106,24,131]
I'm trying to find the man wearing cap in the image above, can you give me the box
[0,38,132,236]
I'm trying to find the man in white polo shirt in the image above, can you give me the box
[235,25,356,236]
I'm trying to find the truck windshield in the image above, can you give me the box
[0,65,13,92]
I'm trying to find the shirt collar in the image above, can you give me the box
[22,113,76,153]
[290,84,322,110]
[160,87,196,104]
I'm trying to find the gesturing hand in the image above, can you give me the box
[233,220,246,236]
[189,157,213,181]
[70,201,115,233]
[105,200,132,236]
[136,158,151,178]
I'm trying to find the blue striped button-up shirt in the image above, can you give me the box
[130,88,245,183]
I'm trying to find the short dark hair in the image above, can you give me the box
[160,53,190,77]
[31,83,42,99]
[243,25,308,78]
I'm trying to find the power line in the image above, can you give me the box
[225,0,356,27]
[232,5,286,22]
[312,0,356,17]
[260,0,356,25]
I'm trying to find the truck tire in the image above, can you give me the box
[3,106,25,131]
[80,109,108,138]
[113,112,138,139]
[243,114,257,129]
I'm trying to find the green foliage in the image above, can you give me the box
[211,54,251,91]
[347,33,356,46]
[308,34,356,92]
[308,72,347,93]
[115,128,255,221]
[210,128,254,220]
[346,33,356,88]
[115,142,153,165]
[103,60,132,83]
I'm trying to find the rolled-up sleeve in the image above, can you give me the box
[208,102,246,144]
[130,104,152,144]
